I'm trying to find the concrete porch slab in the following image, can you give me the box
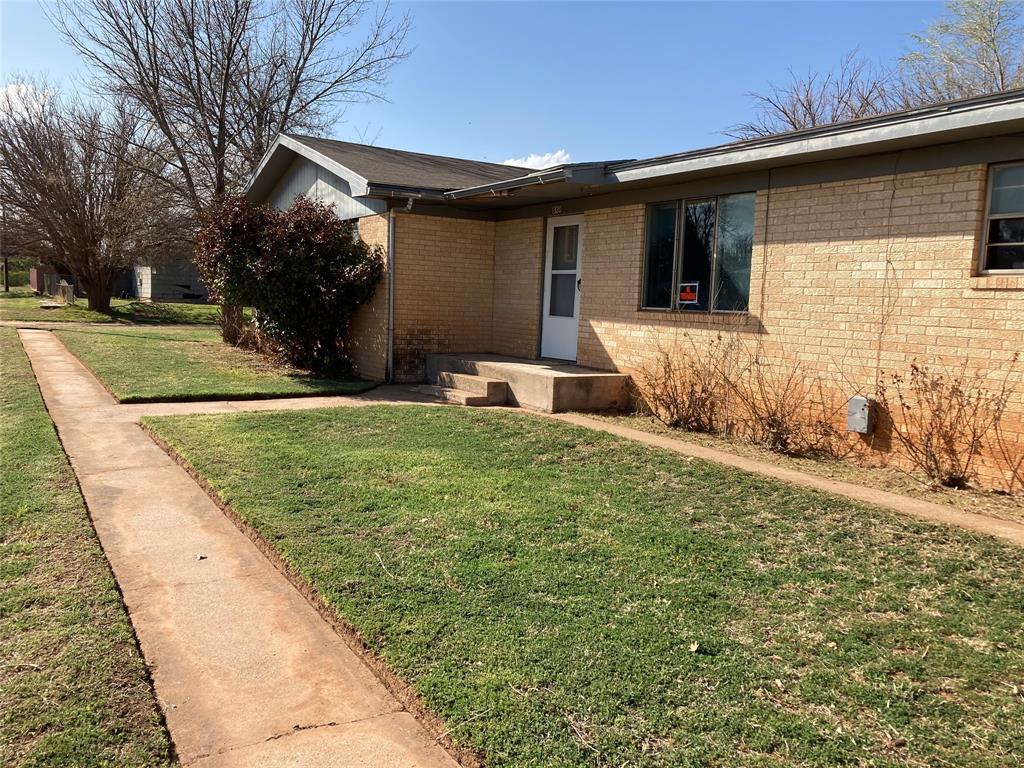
[425,353,630,413]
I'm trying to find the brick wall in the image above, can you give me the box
[492,217,545,358]
[576,164,1024,486]
[391,213,496,381]
[347,214,390,380]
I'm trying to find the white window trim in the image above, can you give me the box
[979,160,1024,276]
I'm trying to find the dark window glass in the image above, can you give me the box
[643,203,676,308]
[987,217,1024,245]
[551,225,579,270]
[714,193,755,311]
[987,244,1024,271]
[679,201,715,311]
[985,164,1024,271]
[550,273,576,317]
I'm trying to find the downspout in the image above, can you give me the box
[386,209,396,383]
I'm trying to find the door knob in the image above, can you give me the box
[576,278,582,291]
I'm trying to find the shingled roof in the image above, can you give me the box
[284,134,531,191]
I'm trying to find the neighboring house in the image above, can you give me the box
[246,89,1024,485]
[134,257,209,302]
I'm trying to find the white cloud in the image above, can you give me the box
[503,148,571,170]
[0,83,50,117]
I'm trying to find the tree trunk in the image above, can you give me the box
[79,270,117,313]
[220,303,244,345]
[86,285,113,312]
[2,253,9,292]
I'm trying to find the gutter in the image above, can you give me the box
[366,183,448,202]
[444,168,570,200]
[444,162,614,201]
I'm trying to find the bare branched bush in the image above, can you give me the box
[634,336,847,459]
[994,421,1024,494]
[876,355,1019,488]
[633,334,741,433]
[727,354,846,459]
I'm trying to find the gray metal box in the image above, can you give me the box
[846,395,873,434]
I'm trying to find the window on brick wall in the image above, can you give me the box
[641,192,755,311]
[983,162,1024,272]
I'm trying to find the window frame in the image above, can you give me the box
[639,192,755,313]
[979,161,1024,275]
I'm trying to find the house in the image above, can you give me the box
[133,261,208,302]
[133,253,208,302]
[246,89,1024,485]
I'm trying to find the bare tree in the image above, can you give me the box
[728,0,1024,139]
[0,80,183,311]
[727,51,904,138]
[49,0,410,214]
[900,0,1024,102]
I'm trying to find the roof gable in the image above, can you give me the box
[285,135,530,191]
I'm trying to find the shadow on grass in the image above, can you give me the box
[117,381,377,404]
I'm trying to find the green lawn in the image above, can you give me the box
[0,329,174,767]
[144,406,1024,768]
[54,326,374,402]
[0,286,220,324]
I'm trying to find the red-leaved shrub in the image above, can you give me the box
[195,195,383,374]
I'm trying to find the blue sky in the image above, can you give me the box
[1,1,943,166]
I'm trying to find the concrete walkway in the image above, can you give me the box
[18,329,459,768]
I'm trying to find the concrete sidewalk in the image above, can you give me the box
[18,329,459,768]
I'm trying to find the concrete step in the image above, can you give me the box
[425,353,630,413]
[432,371,508,402]
[412,385,495,407]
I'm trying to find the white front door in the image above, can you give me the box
[541,215,583,360]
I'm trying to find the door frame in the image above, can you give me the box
[540,214,584,361]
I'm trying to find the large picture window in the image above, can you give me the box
[641,192,755,312]
[983,163,1024,272]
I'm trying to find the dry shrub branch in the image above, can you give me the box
[634,334,846,459]
[632,334,740,433]
[876,355,1020,489]
[728,354,846,459]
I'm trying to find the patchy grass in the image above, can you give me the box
[590,412,1024,526]
[145,405,1024,768]
[0,286,220,325]
[0,328,174,767]
[54,326,373,402]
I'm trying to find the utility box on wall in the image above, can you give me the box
[847,395,874,434]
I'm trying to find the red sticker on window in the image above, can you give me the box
[678,282,699,304]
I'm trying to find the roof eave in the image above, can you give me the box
[609,91,1024,184]
[244,134,373,201]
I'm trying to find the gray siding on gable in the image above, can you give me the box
[267,156,386,219]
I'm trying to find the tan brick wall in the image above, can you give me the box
[392,213,496,381]
[576,165,1024,487]
[348,213,389,381]
[492,217,544,358]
